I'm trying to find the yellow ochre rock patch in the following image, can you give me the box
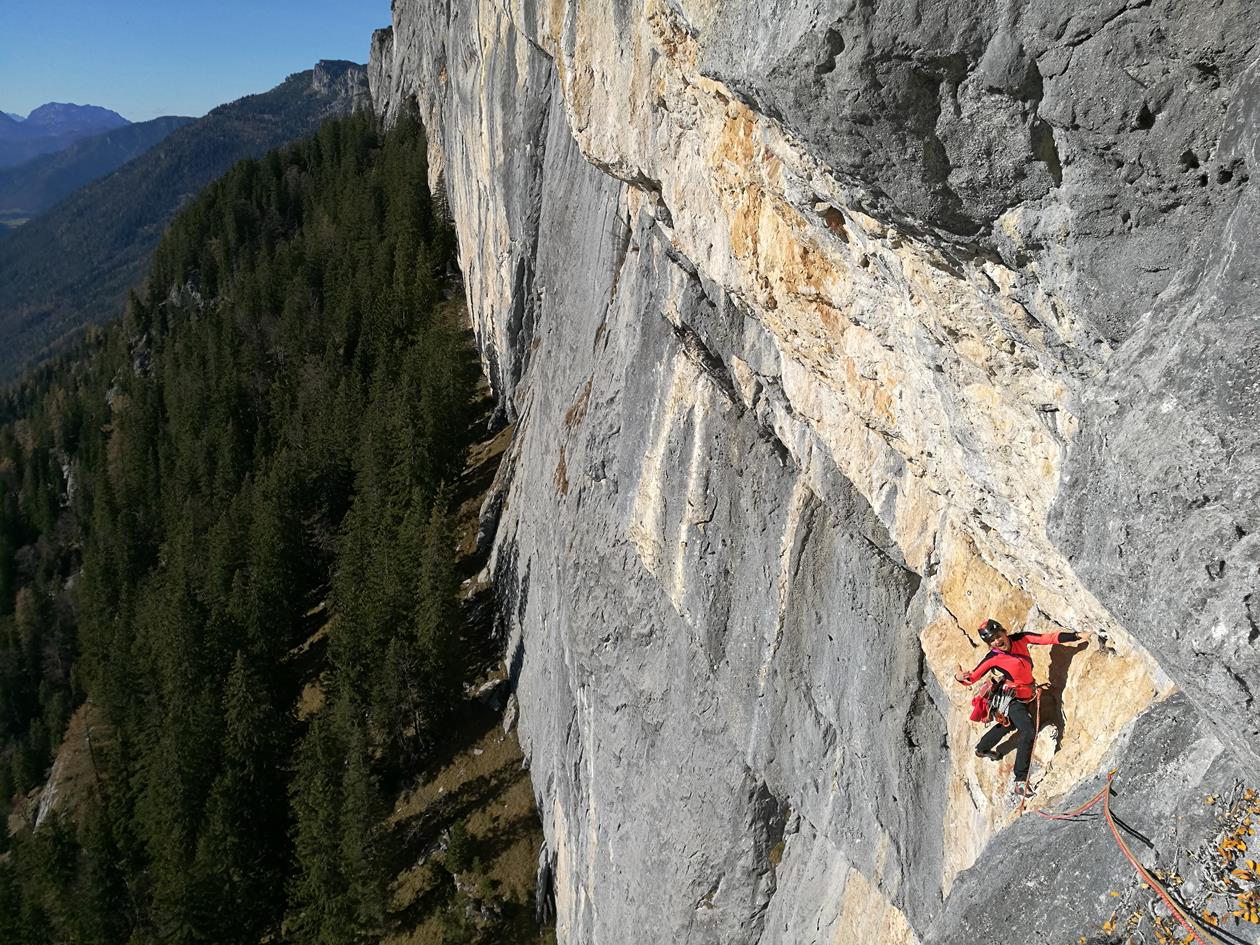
[834,867,920,945]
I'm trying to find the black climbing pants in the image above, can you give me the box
[975,697,1036,782]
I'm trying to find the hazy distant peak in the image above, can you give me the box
[0,114,195,224]
[0,61,371,378]
[0,102,132,168]
[22,102,129,133]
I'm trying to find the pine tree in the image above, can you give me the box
[193,652,290,943]
[0,111,476,943]
[0,857,20,945]
[70,802,133,945]
[415,493,463,733]
[287,710,348,944]
[373,634,422,766]
[234,462,305,666]
[337,708,386,942]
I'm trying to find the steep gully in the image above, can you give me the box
[369,1,1260,941]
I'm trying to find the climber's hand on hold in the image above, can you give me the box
[953,663,970,685]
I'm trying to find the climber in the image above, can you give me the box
[953,618,1089,798]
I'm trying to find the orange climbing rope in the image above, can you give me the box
[1100,771,1219,945]
[1024,770,1222,945]
[1030,783,1108,821]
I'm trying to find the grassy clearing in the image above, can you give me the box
[383,689,548,944]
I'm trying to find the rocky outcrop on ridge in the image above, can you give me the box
[369,2,1260,941]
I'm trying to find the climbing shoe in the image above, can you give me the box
[1013,781,1036,798]
[975,749,1000,761]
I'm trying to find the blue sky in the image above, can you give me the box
[1,1,392,121]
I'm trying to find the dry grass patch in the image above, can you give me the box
[383,696,548,945]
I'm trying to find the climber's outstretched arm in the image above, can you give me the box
[1019,629,1091,647]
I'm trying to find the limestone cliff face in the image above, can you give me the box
[370,3,1259,942]
[310,59,372,112]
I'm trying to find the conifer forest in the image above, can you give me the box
[0,113,530,944]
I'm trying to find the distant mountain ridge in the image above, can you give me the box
[0,116,194,225]
[20,103,128,134]
[0,61,369,381]
[0,103,130,168]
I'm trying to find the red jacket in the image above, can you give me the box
[959,631,1069,701]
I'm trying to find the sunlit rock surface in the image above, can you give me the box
[370,2,1259,941]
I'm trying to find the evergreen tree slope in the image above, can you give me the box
[0,111,504,944]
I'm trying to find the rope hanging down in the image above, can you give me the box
[1025,771,1235,945]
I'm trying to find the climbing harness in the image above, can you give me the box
[969,678,1012,725]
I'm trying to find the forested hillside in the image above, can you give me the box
[0,112,532,945]
[0,62,366,383]
[0,116,193,227]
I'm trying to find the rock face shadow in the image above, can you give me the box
[1042,641,1089,753]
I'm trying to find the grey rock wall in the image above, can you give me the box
[1049,63,1260,768]
[691,0,1256,342]
[926,693,1244,945]
[371,2,1260,941]
[488,193,952,940]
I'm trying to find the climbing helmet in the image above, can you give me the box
[977,618,1006,643]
